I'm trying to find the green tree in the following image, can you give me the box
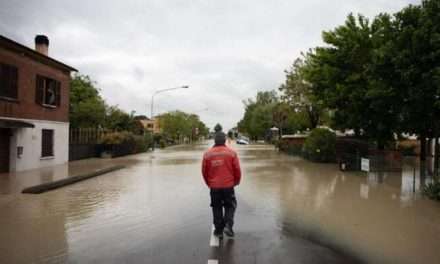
[283,108,312,134]
[391,1,440,160]
[188,114,209,140]
[159,111,209,142]
[160,111,188,141]
[249,104,273,139]
[69,74,107,128]
[303,14,400,149]
[105,107,137,131]
[237,90,278,140]
[279,55,324,129]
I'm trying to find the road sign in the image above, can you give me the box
[361,158,370,172]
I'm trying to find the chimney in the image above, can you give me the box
[35,35,49,56]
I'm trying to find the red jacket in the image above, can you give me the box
[202,145,241,188]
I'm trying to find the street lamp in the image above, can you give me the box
[150,85,189,119]
[150,85,189,151]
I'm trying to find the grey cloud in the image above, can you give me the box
[0,0,419,130]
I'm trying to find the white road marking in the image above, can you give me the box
[208,225,219,264]
[209,225,219,247]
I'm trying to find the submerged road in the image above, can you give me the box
[1,141,439,263]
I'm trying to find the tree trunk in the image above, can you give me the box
[354,128,361,137]
[377,139,385,150]
[428,138,433,157]
[307,107,320,129]
[420,160,426,187]
[420,134,427,161]
[435,137,439,179]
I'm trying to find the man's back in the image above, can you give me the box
[202,145,241,189]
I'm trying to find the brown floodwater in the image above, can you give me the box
[238,145,440,264]
[0,142,439,263]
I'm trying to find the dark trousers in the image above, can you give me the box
[210,187,237,231]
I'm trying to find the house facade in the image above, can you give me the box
[0,35,76,172]
[137,116,161,134]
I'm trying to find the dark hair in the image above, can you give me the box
[214,132,226,145]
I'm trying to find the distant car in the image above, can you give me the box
[236,138,249,145]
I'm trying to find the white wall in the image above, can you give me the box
[8,118,69,172]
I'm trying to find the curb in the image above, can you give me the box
[21,165,126,194]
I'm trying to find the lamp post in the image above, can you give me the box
[150,85,189,120]
[150,85,189,150]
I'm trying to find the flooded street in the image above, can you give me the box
[1,141,439,263]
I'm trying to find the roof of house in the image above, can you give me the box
[0,118,35,128]
[0,35,77,73]
[134,115,150,120]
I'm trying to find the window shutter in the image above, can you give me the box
[36,75,44,104]
[0,64,18,99]
[42,129,54,157]
[55,81,61,106]
[10,66,18,99]
[0,64,5,97]
[4,66,11,97]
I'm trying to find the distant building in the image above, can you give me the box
[136,116,161,134]
[0,35,77,172]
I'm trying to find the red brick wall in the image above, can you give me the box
[0,47,70,122]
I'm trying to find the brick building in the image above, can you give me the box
[0,35,76,172]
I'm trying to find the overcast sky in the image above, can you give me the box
[0,0,418,130]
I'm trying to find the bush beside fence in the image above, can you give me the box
[277,129,336,162]
[277,136,306,155]
[278,128,402,171]
[69,128,152,161]
[302,128,336,163]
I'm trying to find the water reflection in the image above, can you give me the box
[239,146,440,264]
[362,158,436,205]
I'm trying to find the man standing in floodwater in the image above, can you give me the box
[202,132,242,239]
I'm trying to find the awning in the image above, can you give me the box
[0,118,35,128]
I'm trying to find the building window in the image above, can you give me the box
[36,75,61,107]
[41,129,54,157]
[0,63,18,100]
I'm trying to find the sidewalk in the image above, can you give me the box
[0,155,143,195]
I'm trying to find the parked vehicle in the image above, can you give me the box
[236,138,249,145]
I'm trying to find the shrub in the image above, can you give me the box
[398,140,418,156]
[400,145,417,156]
[286,144,303,155]
[153,133,163,143]
[278,136,306,155]
[424,182,440,201]
[144,132,153,149]
[99,131,134,145]
[303,128,336,162]
[133,135,147,153]
[159,139,167,148]
[99,131,149,154]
